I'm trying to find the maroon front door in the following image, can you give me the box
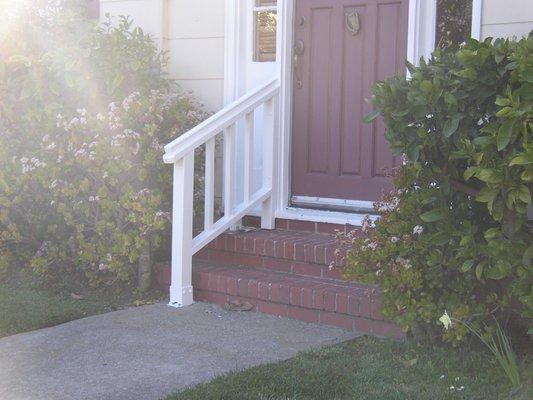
[291,0,409,203]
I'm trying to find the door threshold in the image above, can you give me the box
[277,206,378,227]
[291,195,375,214]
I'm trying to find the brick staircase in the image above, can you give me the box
[156,219,404,340]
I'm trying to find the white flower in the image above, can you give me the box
[42,134,50,142]
[77,108,87,116]
[367,242,379,250]
[96,113,105,121]
[413,225,424,235]
[390,236,400,243]
[439,310,453,330]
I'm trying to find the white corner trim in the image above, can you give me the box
[224,0,240,105]
[277,0,295,214]
[407,0,437,66]
[471,0,483,40]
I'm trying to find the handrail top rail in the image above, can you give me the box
[163,78,280,164]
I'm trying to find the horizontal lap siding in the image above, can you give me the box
[481,0,533,40]
[100,0,225,112]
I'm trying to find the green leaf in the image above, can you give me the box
[476,169,504,184]
[484,228,500,241]
[517,185,531,203]
[443,115,462,138]
[475,262,485,280]
[485,260,512,280]
[476,187,499,207]
[523,245,533,266]
[420,209,444,222]
[495,96,511,107]
[510,155,533,166]
[497,121,514,151]
[463,167,479,181]
[461,259,475,272]
[521,67,533,83]
[521,168,533,182]
[406,144,420,161]
[364,110,380,123]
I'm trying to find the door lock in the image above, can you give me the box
[294,39,305,56]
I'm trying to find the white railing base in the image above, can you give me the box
[168,285,194,308]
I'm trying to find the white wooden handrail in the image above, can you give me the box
[163,79,280,307]
[163,78,280,163]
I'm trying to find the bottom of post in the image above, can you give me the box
[168,284,194,308]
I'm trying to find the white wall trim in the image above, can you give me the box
[407,0,437,65]
[159,0,169,52]
[471,0,483,40]
[277,0,295,215]
[224,0,240,105]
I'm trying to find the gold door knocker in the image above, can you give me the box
[345,11,360,36]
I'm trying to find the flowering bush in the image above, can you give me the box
[0,1,208,287]
[343,35,533,343]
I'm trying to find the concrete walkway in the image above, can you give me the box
[0,302,358,400]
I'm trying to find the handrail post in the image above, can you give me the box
[261,95,278,229]
[224,124,236,223]
[169,152,195,307]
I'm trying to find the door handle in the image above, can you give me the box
[294,39,305,89]
[346,11,360,36]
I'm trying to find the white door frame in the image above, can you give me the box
[226,0,479,225]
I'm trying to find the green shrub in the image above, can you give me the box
[0,1,207,287]
[343,35,533,343]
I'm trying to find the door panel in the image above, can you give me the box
[291,0,409,202]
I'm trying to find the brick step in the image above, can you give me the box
[243,215,360,235]
[155,262,404,340]
[195,229,351,280]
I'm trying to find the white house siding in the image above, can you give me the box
[100,0,226,112]
[481,0,533,40]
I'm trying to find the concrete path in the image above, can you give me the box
[0,302,358,400]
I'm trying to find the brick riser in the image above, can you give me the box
[196,230,348,280]
[156,262,404,340]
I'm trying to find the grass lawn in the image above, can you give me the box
[167,336,524,400]
[0,279,164,338]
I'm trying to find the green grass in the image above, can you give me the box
[0,280,164,338]
[167,337,517,400]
